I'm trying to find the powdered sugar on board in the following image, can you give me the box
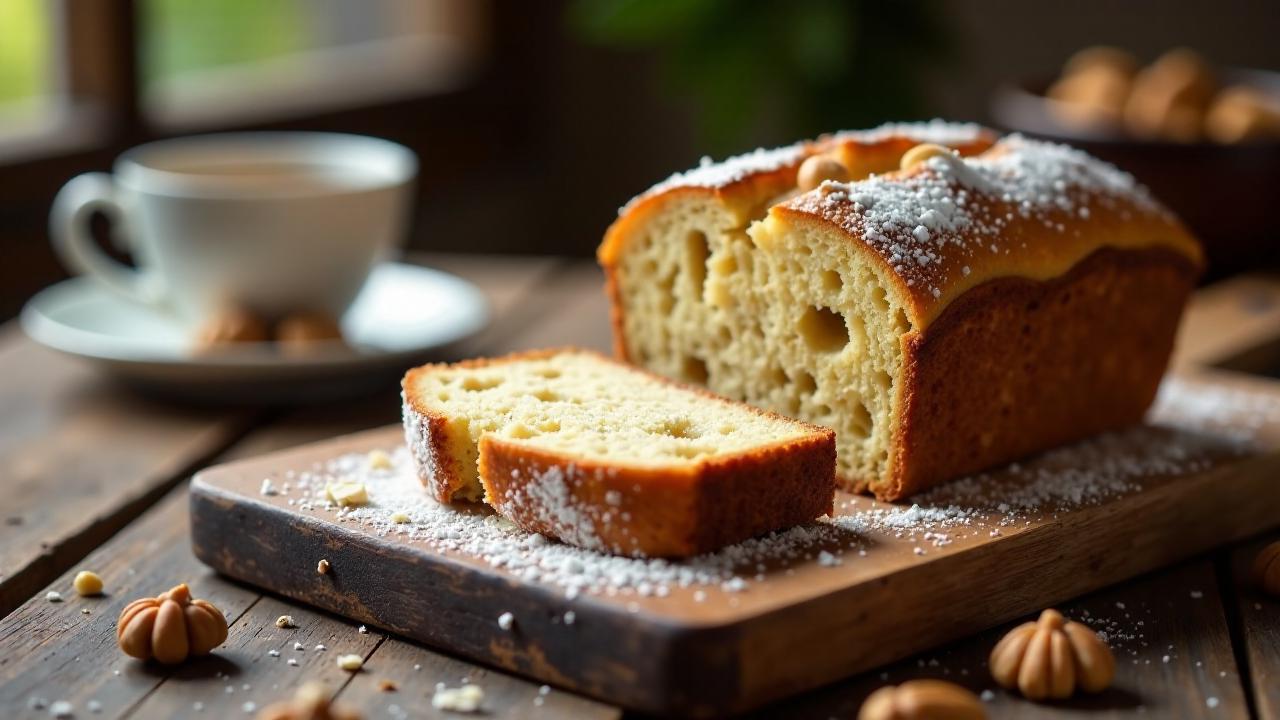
[263,376,1267,601]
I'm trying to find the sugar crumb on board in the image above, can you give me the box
[265,377,1270,601]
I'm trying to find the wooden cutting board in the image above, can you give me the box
[190,369,1280,718]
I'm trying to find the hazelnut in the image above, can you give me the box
[256,682,363,720]
[1047,65,1132,128]
[899,144,954,172]
[857,679,986,720]
[276,615,297,629]
[989,608,1114,701]
[1061,46,1138,79]
[1206,86,1280,144]
[317,559,331,575]
[73,570,104,596]
[276,311,345,353]
[192,304,269,352]
[797,154,850,192]
[117,583,227,664]
[1253,540,1280,597]
[1123,48,1216,141]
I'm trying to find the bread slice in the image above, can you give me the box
[600,124,1203,501]
[401,349,835,557]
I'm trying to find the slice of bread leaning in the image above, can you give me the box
[401,349,836,557]
[600,121,1204,501]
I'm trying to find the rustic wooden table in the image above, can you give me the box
[1,254,1277,720]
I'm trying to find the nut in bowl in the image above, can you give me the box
[992,47,1280,277]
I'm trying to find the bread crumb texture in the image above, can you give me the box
[604,122,1200,498]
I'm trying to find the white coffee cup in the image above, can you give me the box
[50,132,418,324]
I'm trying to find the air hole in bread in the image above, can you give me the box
[508,423,536,439]
[462,376,503,391]
[437,392,450,401]
[871,285,890,312]
[684,230,709,293]
[538,419,561,432]
[535,368,561,379]
[893,308,911,333]
[767,365,788,386]
[821,270,842,293]
[652,418,700,439]
[682,355,709,384]
[674,446,709,459]
[533,388,560,402]
[798,306,849,353]
[850,400,872,438]
[657,274,675,314]
[794,370,817,395]
[874,371,892,391]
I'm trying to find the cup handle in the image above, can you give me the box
[49,172,163,307]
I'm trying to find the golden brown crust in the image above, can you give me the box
[775,139,1204,330]
[402,348,568,503]
[480,429,835,558]
[402,348,837,556]
[874,246,1199,500]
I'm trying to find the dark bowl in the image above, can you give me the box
[990,68,1280,280]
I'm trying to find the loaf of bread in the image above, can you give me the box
[599,121,1203,501]
[401,349,835,557]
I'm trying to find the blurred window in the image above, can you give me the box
[140,0,482,127]
[0,0,53,133]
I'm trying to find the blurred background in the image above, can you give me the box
[2,0,1279,321]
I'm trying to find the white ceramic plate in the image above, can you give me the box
[20,262,490,403]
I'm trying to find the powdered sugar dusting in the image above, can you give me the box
[786,134,1167,301]
[282,447,854,598]
[620,120,990,214]
[262,377,1268,601]
[490,463,606,552]
[623,143,809,214]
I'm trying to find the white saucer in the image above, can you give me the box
[20,262,490,403]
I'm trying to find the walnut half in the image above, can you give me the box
[989,608,1115,701]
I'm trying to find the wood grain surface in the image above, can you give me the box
[1229,532,1280,720]
[750,558,1252,719]
[5,263,1280,719]
[188,369,1280,716]
[0,326,256,617]
[0,254,567,620]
